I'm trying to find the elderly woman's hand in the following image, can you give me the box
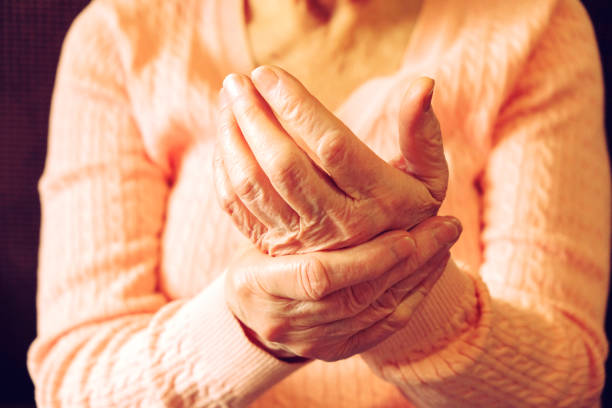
[224,216,460,361]
[214,66,448,255]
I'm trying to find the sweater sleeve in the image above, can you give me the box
[360,1,610,407]
[26,4,302,407]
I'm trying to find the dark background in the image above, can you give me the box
[0,1,611,406]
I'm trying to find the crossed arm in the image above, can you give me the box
[28,1,610,406]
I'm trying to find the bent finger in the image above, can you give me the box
[251,65,392,199]
[260,215,460,302]
[223,73,344,218]
[258,229,416,301]
[213,147,269,244]
[344,255,447,356]
[287,247,450,327]
[216,88,299,234]
[405,215,461,269]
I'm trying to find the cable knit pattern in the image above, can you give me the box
[27,0,610,407]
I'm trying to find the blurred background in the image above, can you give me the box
[1,1,611,406]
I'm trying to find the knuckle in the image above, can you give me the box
[239,98,264,122]
[247,224,269,252]
[317,130,348,167]
[298,255,331,301]
[343,281,376,314]
[370,294,397,316]
[279,93,302,121]
[233,170,264,204]
[220,198,268,251]
[278,93,316,133]
[218,189,238,215]
[268,152,305,187]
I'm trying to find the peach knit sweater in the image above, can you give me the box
[28,0,611,406]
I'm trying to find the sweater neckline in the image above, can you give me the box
[216,0,443,115]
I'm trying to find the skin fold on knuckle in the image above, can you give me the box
[297,255,331,301]
[232,165,266,205]
[342,282,376,316]
[278,91,318,136]
[316,128,350,169]
[345,300,395,339]
[267,151,307,190]
[220,195,268,250]
[370,292,399,316]
[249,225,270,254]
[217,184,237,215]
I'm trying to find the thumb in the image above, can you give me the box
[393,77,448,203]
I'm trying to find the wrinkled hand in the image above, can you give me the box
[214,66,448,255]
[224,216,461,362]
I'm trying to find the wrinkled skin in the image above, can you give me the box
[224,216,461,362]
[213,66,448,256]
[216,66,458,360]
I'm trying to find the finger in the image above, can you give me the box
[344,252,447,356]
[216,88,299,235]
[212,146,269,243]
[384,250,450,304]
[405,215,461,268]
[260,216,460,301]
[289,247,450,328]
[275,216,460,323]
[257,229,417,301]
[222,73,344,218]
[392,77,448,202]
[250,65,393,198]
[285,251,449,360]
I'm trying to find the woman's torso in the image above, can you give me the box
[106,0,560,405]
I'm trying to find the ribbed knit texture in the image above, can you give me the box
[27,0,610,406]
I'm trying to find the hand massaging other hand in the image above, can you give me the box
[223,215,461,361]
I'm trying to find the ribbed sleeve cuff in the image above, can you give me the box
[150,274,306,406]
[361,259,479,367]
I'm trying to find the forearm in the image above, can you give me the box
[361,260,606,407]
[28,275,302,408]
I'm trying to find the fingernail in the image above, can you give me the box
[433,217,461,245]
[223,73,248,98]
[251,65,279,92]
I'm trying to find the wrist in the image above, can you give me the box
[238,319,310,364]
